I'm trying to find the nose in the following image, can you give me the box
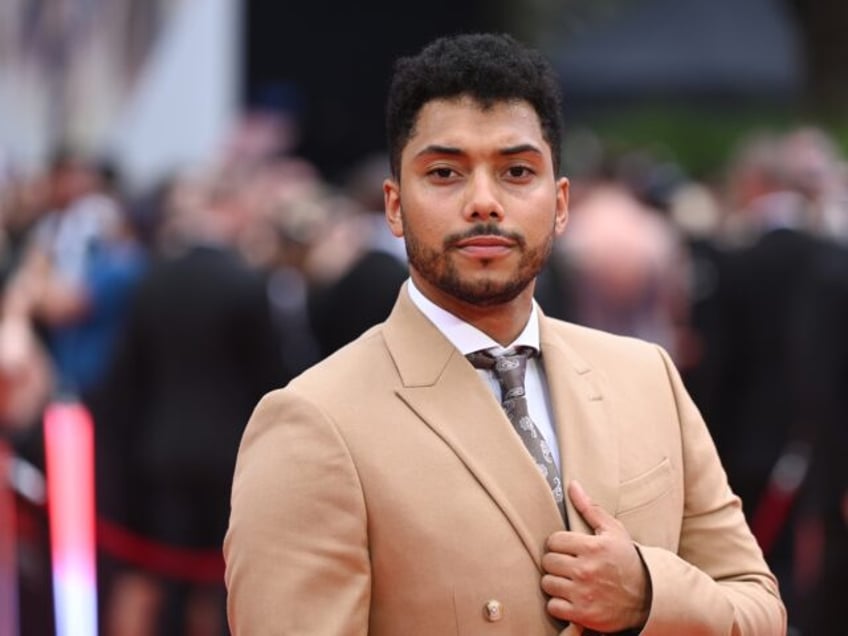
[462,170,504,223]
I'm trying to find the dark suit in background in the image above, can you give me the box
[706,224,832,617]
[100,243,286,632]
[308,228,407,358]
[793,245,848,634]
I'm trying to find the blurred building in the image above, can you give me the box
[551,0,802,110]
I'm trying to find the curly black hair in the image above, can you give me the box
[385,33,564,178]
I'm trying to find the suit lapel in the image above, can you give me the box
[539,317,619,535]
[383,288,564,569]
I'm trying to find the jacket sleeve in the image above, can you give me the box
[224,388,371,635]
[634,346,786,635]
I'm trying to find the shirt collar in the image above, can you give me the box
[406,278,540,357]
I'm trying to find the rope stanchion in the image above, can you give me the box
[8,481,226,585]
[44,400,98,636]
[10,431,225,589]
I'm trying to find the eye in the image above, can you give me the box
[505,165,535,180]
[427,166,459,180]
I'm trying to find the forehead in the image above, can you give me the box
[404,96,549,159]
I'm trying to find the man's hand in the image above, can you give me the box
[541,481,651,632]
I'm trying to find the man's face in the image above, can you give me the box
[384,96,568,311]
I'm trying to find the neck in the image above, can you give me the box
[412,274,536,346]
[462,300,534,346]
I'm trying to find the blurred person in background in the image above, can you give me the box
[1,150,146,402]
[0,164,55,433]
[242,156,328,378]
[779,126,848,244]
[306,152,408,358]
[0,165,53,290]
[704,129,840,625]
[556,179,691,366]
[664,180,728,423]
[0,149,147,462]
[790,243,848,634]
[99,169,286,636]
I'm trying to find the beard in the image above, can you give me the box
[403,222,554,307]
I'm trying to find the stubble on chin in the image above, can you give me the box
[404,232,552,307]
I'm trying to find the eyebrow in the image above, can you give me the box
[500,144,544,158]
[414,145,463,159]
[413,143,544,160]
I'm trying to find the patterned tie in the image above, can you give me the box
[467,348,566,520]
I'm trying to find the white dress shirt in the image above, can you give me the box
[407,279,561,470]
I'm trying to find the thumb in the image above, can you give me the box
[568,480,614,534]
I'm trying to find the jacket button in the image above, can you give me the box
[483,599,503,622]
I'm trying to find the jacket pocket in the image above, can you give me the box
[616,457,672,516]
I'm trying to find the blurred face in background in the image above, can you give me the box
[49,159,94,210]
[384,96,568,312]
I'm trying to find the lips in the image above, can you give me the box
[453,235,516,258]
[455,235,515,247]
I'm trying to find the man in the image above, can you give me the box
[103,172,286,634]
[792,245,848,634]
[225,34,785,635]
[703,132,834,621]
[308,153,409,358]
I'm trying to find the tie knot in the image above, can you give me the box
[466,347,534,394]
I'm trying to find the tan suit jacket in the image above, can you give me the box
[225,287,785,635]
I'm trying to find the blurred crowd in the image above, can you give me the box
[1,114,846,635]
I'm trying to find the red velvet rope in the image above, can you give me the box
[13,497,225,584]
[96,517,225,584]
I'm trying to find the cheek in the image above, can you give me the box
[405,216,445,247]
[400,196,448,238]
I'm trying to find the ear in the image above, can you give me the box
[384,178,404,238]
[554,177,569,235]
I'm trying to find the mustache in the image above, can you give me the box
[444,223,526,248]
